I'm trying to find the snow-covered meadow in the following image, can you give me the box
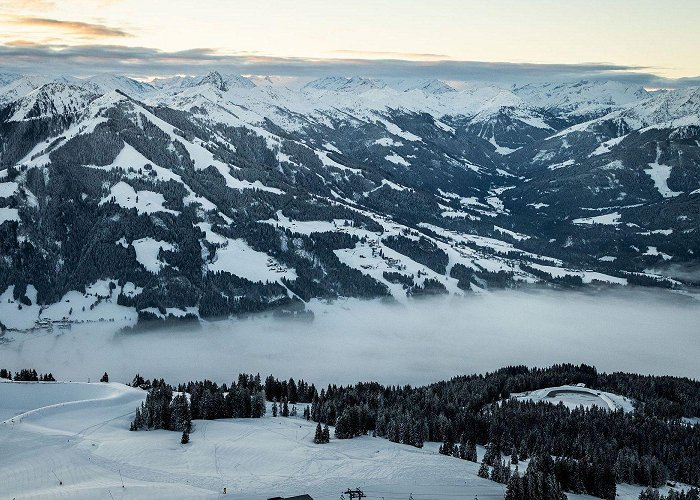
[0,380,684,500]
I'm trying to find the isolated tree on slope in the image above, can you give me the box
[314,422,324,444]
[100,372,109,383]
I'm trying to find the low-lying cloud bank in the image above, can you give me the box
[0,289,698,386]
[1,42,699,88]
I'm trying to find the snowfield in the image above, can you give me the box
[573,212,622,226]
[0,380,669,500]
[512,385,635,413]
[0,380,528,499]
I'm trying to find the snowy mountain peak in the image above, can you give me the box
[304,76,388,92]
[512,79,650,120]
[391,79,456,94]
[198,71,228,91]
[195,72,256,91]
[83,74,154,96]
[6,81,96,122]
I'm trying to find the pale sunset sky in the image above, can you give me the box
[1,0,698,85]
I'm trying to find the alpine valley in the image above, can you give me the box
[1,72,699,330]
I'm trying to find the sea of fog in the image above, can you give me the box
[1,289,699,386]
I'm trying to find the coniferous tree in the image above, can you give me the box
[458,433,468,460]
[287,378,298,404]
[478,461,490,479]
[313,422,324,444]
[466,439,478,462]
[251,391,266,418]
[171,393,191,432]
[505,469,523,500]
[100,372,109,383]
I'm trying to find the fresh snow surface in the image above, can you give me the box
[0,180,19,197]
[314,150,362,173]
[1,381,470,498]
[100,181,179,215]
[645,147,683,198]
[208,237,296,283]
[141,306,199,319]
[573,212,621,225]
[644,246,673,260]
[0,280,138,329]
[590,135,627,156]
[384,152,410,166]
[259,211,349,236]
[0,285,41,329]
[0,207,20,224]
[494,225,530,241]
[527,263,628,285]
[364,179,411,196]
[0,380,643,500]
[373,137,403,147]
[87,143,219,212]
[132,238,175,273]
[489,136,518,155]
[512,385,635,413]
[548,159,575,170]
[375,117,422,142]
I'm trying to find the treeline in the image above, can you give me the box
[124,364,700,497]
[303,364,700,493]
[639,487,700,500]
[129,373,274,435]
[383,234,449,274]
[0,368,55,381]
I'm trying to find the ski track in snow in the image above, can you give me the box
[1,380,672,500]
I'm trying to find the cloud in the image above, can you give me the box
[331,49,450,61]
[0,42,697,88]
[1,291,699,385]
[3,0,56,9]
[9,16,131,38]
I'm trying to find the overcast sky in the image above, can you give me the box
[1,0,699,86]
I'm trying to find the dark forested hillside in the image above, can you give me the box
[1,74,699,328]
[121,364,700,499]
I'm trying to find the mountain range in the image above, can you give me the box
[1,71,698,328]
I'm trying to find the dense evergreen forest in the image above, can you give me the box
[117,364,700,499]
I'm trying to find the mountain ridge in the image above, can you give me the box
[0,72,698,329]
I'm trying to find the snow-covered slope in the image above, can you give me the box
[513,80,649,120]
[512,385,635,412]
[0,380,665,499]
[1,71,698,326]
[5,81,96,121]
